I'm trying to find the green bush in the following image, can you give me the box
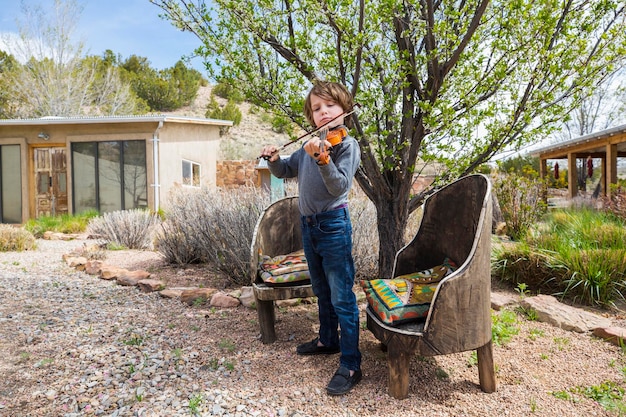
[205,98,242,135]
[493,208,626,307]
[0,225,36,251]
[87,209,161,250]
[24,210,99,238]
[212,80,244,103]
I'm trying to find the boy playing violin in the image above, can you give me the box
[260,81,362,395]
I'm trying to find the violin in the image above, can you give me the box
[259,103,360,160]
[322,126,348,146]
[314,125,348,165]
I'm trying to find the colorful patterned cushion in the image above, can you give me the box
[361,258,457,326]
[258,249,310,286]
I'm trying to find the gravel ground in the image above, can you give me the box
[0,238,623,417]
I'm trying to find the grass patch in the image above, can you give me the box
[493,208,626,307]
[24,210,99,237]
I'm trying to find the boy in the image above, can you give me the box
[260,81,362,395]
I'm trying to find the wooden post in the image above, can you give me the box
[476,340,497,393]
[256,299,276,344]
[387,339,414,400]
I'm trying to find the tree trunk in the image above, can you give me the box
[373,196,409,278]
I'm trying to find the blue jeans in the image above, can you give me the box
[301,207,361,371]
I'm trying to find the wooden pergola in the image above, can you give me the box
[531,123,626,199]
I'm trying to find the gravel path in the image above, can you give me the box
[0,238,623,416]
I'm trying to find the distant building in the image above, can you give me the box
[0,115,231,223]
[531,124,626,199]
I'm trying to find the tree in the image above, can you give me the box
[0,50,19,118]
[560,70,626,140]
[121,56,203,111]
[151,0,626,276]
[2,0,140,117]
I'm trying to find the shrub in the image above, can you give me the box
[0,225,36,251]
[493,208,626,307]
[601,185,626,222]
[24,210,99,238]
[155,185,383,286]
[87,209,161,250]
[350,188,379,280]
[155,186,270,286]
[493,172,548,240]
[205,97,242,135]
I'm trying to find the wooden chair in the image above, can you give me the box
[366,174,496,399]
[250,196,315,344]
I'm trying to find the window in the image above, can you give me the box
[0,145,22,223]
[72,140,147,214]
[182,159,201,187]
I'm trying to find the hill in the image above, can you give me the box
[167,85,293,160]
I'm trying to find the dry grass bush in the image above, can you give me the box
[155,183,424,286]
[155,186,271,286]
[349,188,379,279]
[0,225,36,252]
[87,209,161,250]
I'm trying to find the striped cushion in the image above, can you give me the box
[361,258,456,326]
[259,249,310,286]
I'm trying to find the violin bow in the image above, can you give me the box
[259,103,361,160]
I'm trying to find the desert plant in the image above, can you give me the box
[155,186,270,285]
[156,184,383,286]
[494,172,548,240]
[0,225,36,252]
[87,209,160,250]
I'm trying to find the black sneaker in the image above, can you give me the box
[326,366,362,395]
[296,337,340,355]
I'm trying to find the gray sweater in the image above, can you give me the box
[268,136,361,216]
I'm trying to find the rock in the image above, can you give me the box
[100,266,127,280]
[159,289,183,299]
[276,299,301,307]
[520,294,612,332]
[491,292,518,310]
[592,327,626,346]
[66,256,88,270]
[84,260,105,275]
[239,286,256,309]
[137,279,165,293]
[210,291,240,308]
[180,288,218,306]
[116,270,151,286]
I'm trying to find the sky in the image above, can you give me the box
[0,0,207,73]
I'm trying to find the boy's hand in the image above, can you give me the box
[260,145,280,162]
[304,138,332,164]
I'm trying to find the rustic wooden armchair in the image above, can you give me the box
[250,196,315,344]
[365,174,496,399]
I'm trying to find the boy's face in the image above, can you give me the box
[310,93,345,129]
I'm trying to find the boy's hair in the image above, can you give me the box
[304,81,354,128]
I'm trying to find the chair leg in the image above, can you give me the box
[256,299,276,344]
[386,341,412,400]
[476,340,497,393]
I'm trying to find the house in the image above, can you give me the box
[531,124,626,199]
[0,115,232,224]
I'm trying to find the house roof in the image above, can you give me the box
[530,123,626,158]
[0,114,233,127]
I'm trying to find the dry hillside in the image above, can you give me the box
[166,85,294,160]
